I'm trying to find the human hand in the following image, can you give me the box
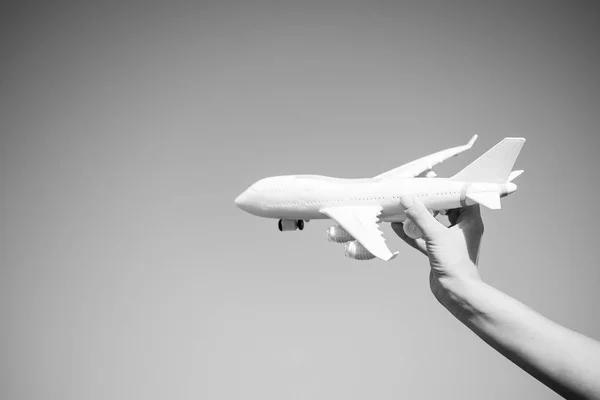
[391,196,484,302]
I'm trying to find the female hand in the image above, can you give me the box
[391,196,484,301]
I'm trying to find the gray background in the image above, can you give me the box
[1,1,599,399]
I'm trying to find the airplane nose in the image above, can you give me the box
[235,190,252,211]
[234,192,246,208]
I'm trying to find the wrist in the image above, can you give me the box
[432,273,486,321]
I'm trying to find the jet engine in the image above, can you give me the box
[278,219,304,231]
[326,225,354,243]
[344,241,375,260]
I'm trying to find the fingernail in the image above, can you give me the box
[399,195,414,210]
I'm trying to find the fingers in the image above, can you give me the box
[399,195,445,240]
[391,222,428,255]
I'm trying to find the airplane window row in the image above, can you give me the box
[263,192,460,208]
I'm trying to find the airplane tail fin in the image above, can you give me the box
[450,138,526,184]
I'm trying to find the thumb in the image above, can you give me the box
[399,195,444,239]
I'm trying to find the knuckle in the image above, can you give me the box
[408,205,427,220]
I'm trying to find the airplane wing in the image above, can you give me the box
[320,206,399,261]
[374,135,478,180]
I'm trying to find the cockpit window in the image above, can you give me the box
[254,176,295,190]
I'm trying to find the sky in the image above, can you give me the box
[1,1,600,399]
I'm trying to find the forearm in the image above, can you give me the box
[437,275,600,400]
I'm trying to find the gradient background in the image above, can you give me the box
[1,1,599,399]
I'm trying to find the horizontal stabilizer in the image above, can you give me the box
[508,170,524,182]
[466,192,501,210]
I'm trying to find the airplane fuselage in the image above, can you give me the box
[235,175,515,222]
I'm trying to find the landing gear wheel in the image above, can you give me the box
[403,219,423,240]
[297,220,304,230]
[278,219,298,231]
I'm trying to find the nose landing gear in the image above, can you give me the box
[278,219,306,231]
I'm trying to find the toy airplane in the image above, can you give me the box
[235,135,525,261]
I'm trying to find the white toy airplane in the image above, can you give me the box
[235,136,525,261]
